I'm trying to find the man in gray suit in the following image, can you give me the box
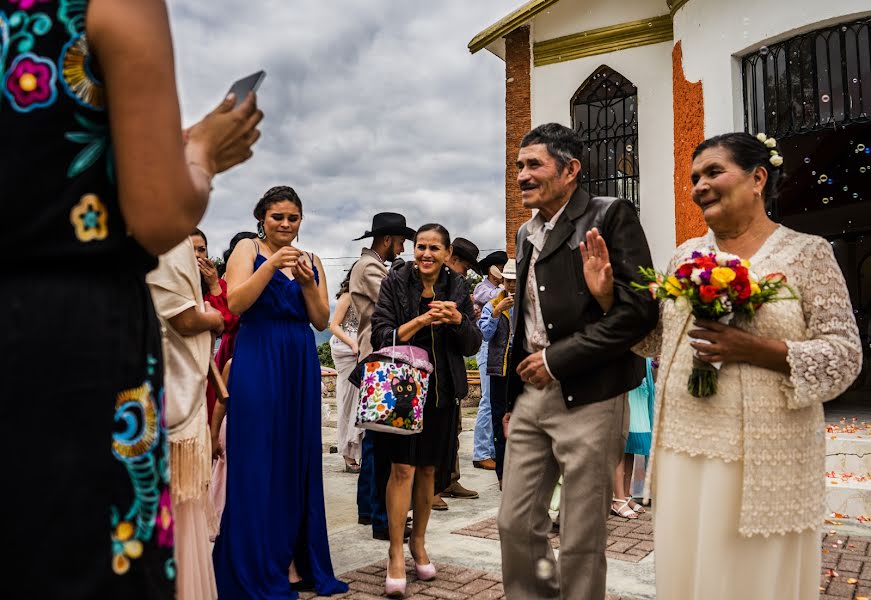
[351,212,415,540]
[498,123,658,599]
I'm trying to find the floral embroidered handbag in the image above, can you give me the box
[356,331,433,435]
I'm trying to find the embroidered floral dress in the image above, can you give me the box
[0,1,174,597]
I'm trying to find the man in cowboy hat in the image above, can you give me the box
[351,212,416,541]
[446,237,481,277]
[470,250,509,473]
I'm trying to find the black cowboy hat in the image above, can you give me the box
[478,250,508,275]
[353,212,416,241]
[451,238,481,273]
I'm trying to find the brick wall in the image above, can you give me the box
[504,26,532,257]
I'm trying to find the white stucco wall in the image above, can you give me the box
[533,0,670,42]
[530,41,676,269]
[674,0,871,135]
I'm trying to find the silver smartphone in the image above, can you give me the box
[227,70,266,107]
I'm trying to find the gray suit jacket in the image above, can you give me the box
[349,248,388,360]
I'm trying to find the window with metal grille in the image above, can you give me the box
[571,65,640,211]
[741,17,870,221]
[742,17,870,137]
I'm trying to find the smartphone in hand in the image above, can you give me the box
[227,70,266,107]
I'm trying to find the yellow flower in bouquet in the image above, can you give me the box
[663,276,683,297]
[709,267,736,289]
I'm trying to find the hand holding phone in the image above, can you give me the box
[184,74,264,176]
[227,70,266,107]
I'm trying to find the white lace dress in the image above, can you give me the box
[637,226,862,600]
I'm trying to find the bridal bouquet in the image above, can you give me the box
[633,250,796,397]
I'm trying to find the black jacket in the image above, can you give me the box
[507,187,659,411]
[371,262,482,402]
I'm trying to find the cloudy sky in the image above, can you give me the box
[167,0,515,293]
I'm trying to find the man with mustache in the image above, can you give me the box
[497,123,658,599]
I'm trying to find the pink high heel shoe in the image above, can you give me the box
[414,561,437,582]
[410,548,437,582]
[385,576,407,598]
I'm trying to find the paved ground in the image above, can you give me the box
[451,512,655,563]
[820,529,871,599]
[317,404,654,599]
[316,398,871,599]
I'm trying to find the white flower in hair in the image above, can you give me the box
[756,133,768,142]
[764,138,777,148]
[769,155,784,167]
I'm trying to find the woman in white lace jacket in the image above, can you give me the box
[582,132,861,600]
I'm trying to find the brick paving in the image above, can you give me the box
[451,511,655,563]
[299,559,638,599]
[819,532,871,599]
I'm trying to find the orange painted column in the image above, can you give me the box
[672,41,707,244]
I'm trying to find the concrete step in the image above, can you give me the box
[826,431,871,473]
[825,422,871,519]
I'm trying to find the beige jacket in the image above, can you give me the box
[350,248,388,360]
[638,226,862,536]
[146,240,212,504]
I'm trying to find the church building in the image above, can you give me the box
[469,0,871,399]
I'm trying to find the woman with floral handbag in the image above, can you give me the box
[370,224,482,597]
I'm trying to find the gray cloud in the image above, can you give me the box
[167,1,513,292]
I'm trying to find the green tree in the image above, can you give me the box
[317,341,335,369]
[465,272,482,296]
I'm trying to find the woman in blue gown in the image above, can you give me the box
[213,186,348,599]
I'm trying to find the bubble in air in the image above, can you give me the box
[759,46,769,56]
[804,157,811,163]
[626,144,633,152]
[821,94,831,103]
[819,174,828,182]
[843,186,849,191]
[853,193,859,199]
[858,144,866,151]
[861,167,867,173]
[822,197,831,204]
[535,558,556,582]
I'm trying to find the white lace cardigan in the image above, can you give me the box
[637,225,862,537]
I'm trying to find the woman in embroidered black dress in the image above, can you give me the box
[0,0,261,596]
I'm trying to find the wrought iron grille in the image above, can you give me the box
[742,17,871,136]
[571,65,640,211]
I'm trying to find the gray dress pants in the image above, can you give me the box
[497,382,628,599]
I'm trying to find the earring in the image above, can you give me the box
[257,222,266,239]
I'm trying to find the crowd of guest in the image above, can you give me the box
[5,2,863,598]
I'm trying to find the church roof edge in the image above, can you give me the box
[468,0,562,55]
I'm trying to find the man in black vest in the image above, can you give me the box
[497,123,658,599]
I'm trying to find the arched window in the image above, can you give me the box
[571,65,639,210]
